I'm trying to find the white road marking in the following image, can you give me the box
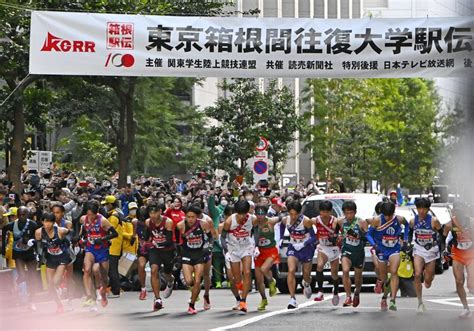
[210,295,334,331]
[428,297,474,307]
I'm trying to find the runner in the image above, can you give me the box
[34,212,71,313]
[177,205,213,314]
[220,200,257,313]
[336,201,369,308]
[366,201,409,312]
[200,207,218,311]
[146,203,175,311]
[409,197,446,314]
[80,200,117,310]
[1,206,39,310]
[446,202,473,319]
[283,200,316,309]
[311,200,341,305]
[217,204,242,310]
[132,203,152,300]
[253,204,280,311]
[51,203,76,309]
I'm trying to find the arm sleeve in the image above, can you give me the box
[104,226,118,241]
[403,222,409,242]
[303,226,317,246]
[366,226,376,246]
[220,229,228,253]
[164,230,174,247]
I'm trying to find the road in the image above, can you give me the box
[0,271,473,331]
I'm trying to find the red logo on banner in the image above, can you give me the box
[40,32,95,52]
[105,53,135,68]
[107,22,134,50]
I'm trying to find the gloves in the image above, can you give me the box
[254,247,260,258]
[27,239,35,247]
[93,238,104,245]
[292,243,305,251]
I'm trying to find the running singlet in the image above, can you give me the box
[287,215,310,245]
[255,222,276,249]
[228,214,253,247]
[42,227,69,256]
[374,214,402,248]
[315,216,337,247]
[13,220,32,252]
[85,214,108,250]
[342,218,364,250]
[149,217,172,250]
[413,214,437,248]
[452,220,473,251]
[183,220,205,250]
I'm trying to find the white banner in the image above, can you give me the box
[29,11,473,78]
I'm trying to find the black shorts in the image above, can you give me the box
[46,253,72,269]
[138,245,150,259]
[182,249,207,266]
[149,248,175,274]
[12,250,35,262]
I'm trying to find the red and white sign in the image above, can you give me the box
[29,11,473,78]
[256,137,269,152]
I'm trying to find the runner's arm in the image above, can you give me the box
[100,219,118,242]
[366,225,376,247]
[303,218,317,247]
[220,216,231,253]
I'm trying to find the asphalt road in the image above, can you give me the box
[1,271,473,331]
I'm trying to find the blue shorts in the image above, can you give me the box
[85,247,109,263]
[287,244,315,263]
[376,245,400,263]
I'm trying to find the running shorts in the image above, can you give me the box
[182,249,208,266]
[287,243,315,263]
[451,246,474,266]
[228,244,254,263]
[46,253,72,269]
[85,247,109,263]
[341,248,365,269]
[413,243,439,264]
[317,245,340,263]
[376,245,401,263]
[149,248,175,274]
[255,246,280,268]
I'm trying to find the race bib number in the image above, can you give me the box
[258,237,271,247]
[382,235,398,248]
[415,229,433,246]
[345,236,360,247]
[14,241,29,251]
[47,246,63,256]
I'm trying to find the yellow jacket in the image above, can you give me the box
[122,218,137,255]
[108,210,123,256]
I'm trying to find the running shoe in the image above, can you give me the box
[258,298,268,311]
[374,279,383,294]
[352,294,360,308]
[163,280,174,299]
[269,278,277,297]
[187,306,198,315]
[89,303,98,312]
[203,296,211,310]
[139,288,147,300]
[332,294,340,306]
[238,301,248,313]
[232,301,240,310]
[287,298,298,309]
[314,292,324,302]
[417,302,426,314]
[215,281,222,289]
[29,303,37,312]
[82,298,95,308]
[100,286,108,307]
[343,296,352,307]
[153,298,163,311]
[459,309,472,319]
[303,281,312,299]
[389,300,397,311]
[380,298,388,311]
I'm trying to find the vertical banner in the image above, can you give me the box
[29,11,473,78]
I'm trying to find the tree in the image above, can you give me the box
[303,78,441,192]
[0,0,231,190]
[203,79,302,181]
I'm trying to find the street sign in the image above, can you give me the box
[26,150,52,173]
[256,137,269,152]
[282,173,298,189]
[253,160,268,175]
